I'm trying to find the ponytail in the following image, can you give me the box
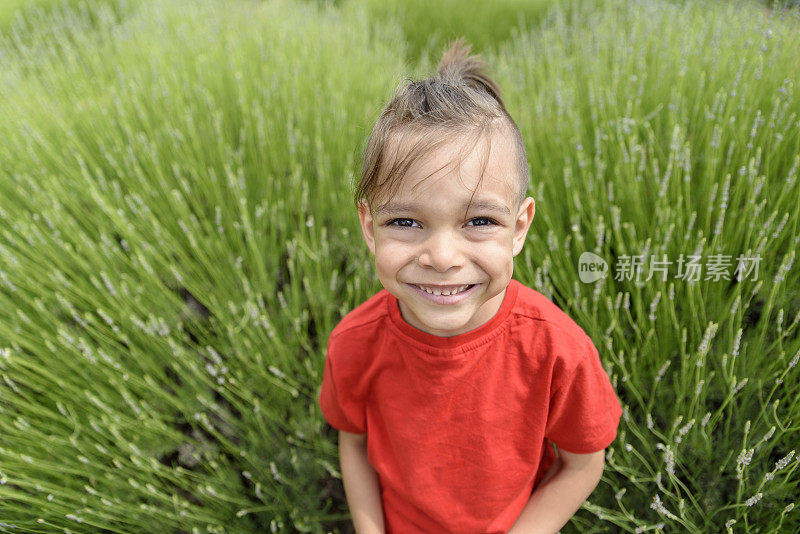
[436,37,506,112]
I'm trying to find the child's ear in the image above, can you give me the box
[512,196,535,257]
[357,200,376,256]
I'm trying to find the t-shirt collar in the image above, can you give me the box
[387,278,520,351]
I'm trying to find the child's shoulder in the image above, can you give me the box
[513,280,589,335]
[511,280,596,355]
[328,287,392,344]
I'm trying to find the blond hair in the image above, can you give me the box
[354,37,529,219]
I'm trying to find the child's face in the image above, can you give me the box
[358,130,535,337]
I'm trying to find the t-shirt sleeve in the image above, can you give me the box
[545,336,623,454]
[318,338,367,434]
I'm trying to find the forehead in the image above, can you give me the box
[375,128,517,213]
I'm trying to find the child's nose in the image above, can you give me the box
[417,231,464,272]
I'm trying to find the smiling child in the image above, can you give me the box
[319,38,623,533]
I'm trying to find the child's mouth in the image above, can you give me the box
[408,283,478,304]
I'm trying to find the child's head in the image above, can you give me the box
[355,38,535,337]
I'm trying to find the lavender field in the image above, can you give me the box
[0,0,798,532]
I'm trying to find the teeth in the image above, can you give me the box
[417,284,470,296]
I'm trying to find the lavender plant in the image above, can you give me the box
[501,0,800,531]
[0,0,406,531]
[0,0,798,532]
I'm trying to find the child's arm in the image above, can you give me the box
[339,430,385,533]
[507,447,605,534]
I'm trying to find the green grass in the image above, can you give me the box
[0,0,799,532]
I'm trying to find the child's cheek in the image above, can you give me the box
[376,240,415,266]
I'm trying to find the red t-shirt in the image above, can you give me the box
[318,278,623,533]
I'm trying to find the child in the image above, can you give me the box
[318,38,623,534]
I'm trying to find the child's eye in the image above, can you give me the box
[468,217,498,227]
[387,218,420,228]
[386,217,497,229]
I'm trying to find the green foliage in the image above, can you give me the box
[500,0,800,531]
[0,0,135,38]
[350,0,563,64]
[0,0,799,532]
[0,0,403,531]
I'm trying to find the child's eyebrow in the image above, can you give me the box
[375,200,511,216]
